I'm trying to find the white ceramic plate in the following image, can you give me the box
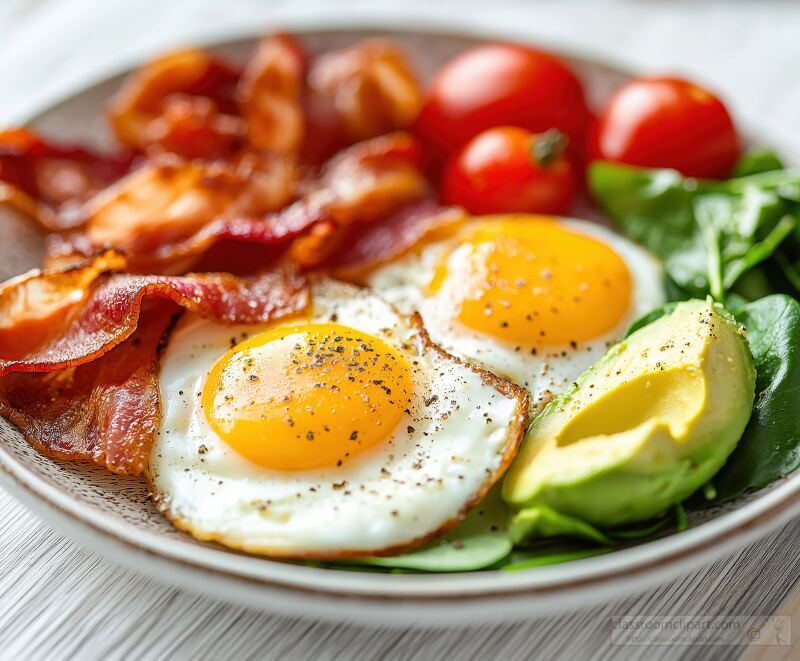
[2,27,799,627]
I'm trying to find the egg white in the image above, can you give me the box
[149,279,527,558]
[364,216,666,413]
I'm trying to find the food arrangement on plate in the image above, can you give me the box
[0,31,798,574]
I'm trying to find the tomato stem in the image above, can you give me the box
[531,129,568,167]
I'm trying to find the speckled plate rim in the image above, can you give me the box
[1,20,800,626]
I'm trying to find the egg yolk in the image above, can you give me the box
[202,322,414,471]
[428,217,632,346]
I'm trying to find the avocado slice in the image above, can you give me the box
[502,299,756,534]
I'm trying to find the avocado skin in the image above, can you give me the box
[503,300,756,530]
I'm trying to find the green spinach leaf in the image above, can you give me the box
[509,505,614,546]
[733,149,785,177]
[501,546,611,571]
[589,161,800,302]
[589,162,709,297]
[353,533,512,572]
[609,515,672,540]
[509,503,683,547]
[710,295,800,501]
[624,302,677,337]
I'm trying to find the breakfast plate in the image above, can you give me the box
[1,26,799,626]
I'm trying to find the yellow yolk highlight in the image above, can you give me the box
[202,322,413,471]
[428,217,632,346]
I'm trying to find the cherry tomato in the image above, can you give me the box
[588,77,740,179]
[441,126,575,215]
[415,43,589,161]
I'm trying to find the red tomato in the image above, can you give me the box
[589,77,740,179]
[415,43,589,160]
[441,126,575,215]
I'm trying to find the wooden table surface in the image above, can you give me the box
[1,1,800,659]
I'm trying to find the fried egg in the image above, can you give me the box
[364,215,665,413]
[149,279,527,558]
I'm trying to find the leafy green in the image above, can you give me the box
[509,506,614,546]
[723,215,796,289]
[353,533,512,572]
[588,163,709,297]
[674,503,688,532]
[776,251,800,290]
[692,188,796,297]
[711,168,800,199]
[625,302,678,337]
[498,505,684,571]
[609,515,672,540]
[733,149,785,177]
[589,161,800,303]
[501,546,611,571]
[508,502,684,547]
[710,295,800,501]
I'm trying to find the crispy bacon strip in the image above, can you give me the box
[107,48,241,155]
[291,131,428,268]
[0,251,307,474]
[137,208,325,272]
[44,132,426,275]
[308,40,422,142]
[0,304,172,474]
[0,252,308,376]
[70,154,295,271]
[0,129,134,230]
[237,34,307,155]
[331,201,467,280]
[41,232,96,271]
[303,40,422,164]
[0,181,57,229]
[44,205,327,275]
[142,131,428,269]
[143,95,247,160]
[0,250,126,359]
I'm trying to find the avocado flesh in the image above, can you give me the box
[502,299,756,531]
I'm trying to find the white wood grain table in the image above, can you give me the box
[2,1,800,659]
